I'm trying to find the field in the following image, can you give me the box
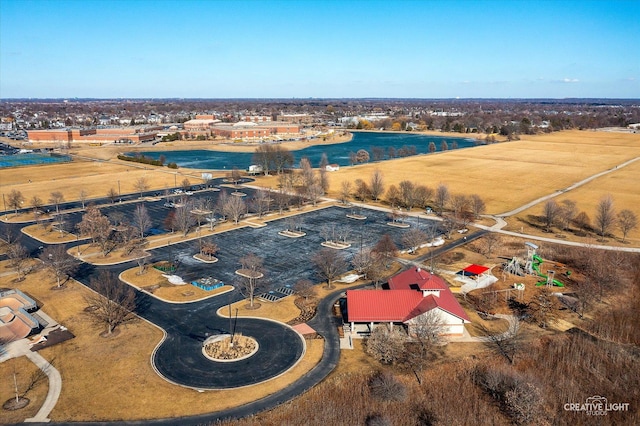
[0,159,207,206]
[251,130,640,241]
[510,157,640,244]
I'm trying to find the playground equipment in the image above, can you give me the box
[525,242,564,287]
[503,242,564,287]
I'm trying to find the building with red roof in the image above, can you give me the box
[346,266,470,336]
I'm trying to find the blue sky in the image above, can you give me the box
[1,0,638,98]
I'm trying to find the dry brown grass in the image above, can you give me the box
[222,296,301,323]
[510,157,640,243]
[252,129,640,216]
[120,266,232,303]
[0,267,325,421]
[21,223,77,244]
[0,158,207,206]
[0,356,49,424]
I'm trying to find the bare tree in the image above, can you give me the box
[529,287,559,329]
[272,145,294,174]
[180,178,191,191]
[49,191,65,215]
[542,200,559,232]
[354,179,370,201]
[480,317,522,364]
[7,242,31,281]
[107,187,118,203]
[450,194,471,221]
[402,311,445,383]
[355,149,370,163]
[223,194,247,224]
[385,184,401,208]
[85,271,137,336]
[369,170,385,201]
[366,326,405,364]
[30,195,43,220]
[470,194,486,218]
[78,189,89,209]
[7,189,24,214]
[174,201,196,235]
[398,180,416,210]
[595,194,616,240]
[368,371,407,402]
[134,177,149,199]
[413,185,433,210]
[434,184,450,215]
[199,240,219,260]
[352,249,375,276]
[237,253,265,308]
[312,247,348,288]
[505,382,544,425]
[557,199,577,232]
[573,210,591,235]
[340,180,352,205]
[372,234,398,268]
[39,245,77,288]
[294,279,316,305]
[230,167,242,186]
[402,228,427,254]
[617,209,637,243]
[253,144,274,176]
[77,205,113,255]
[481,233,501,257]
[318,167,329,194]
[132,248,148,275]
[132,204,152,239]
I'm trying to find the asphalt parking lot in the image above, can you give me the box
[149,205,442,291]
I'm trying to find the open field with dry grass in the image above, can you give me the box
[325,130,640,213]
[0,158,207,206]
[509,156,640,244]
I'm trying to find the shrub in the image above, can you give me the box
[368,371,406,402]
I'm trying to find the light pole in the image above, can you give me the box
[2,193,6,213]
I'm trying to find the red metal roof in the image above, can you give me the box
[462,264,489,275]
[388,266,449,291]
[347,290,423,322]
[346,288,471,324]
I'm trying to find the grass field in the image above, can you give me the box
[0,158,209,207]
[509,156,640,244]
[250,130,640,241]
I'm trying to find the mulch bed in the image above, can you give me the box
[30,328,75,351]
[287,297,318,326]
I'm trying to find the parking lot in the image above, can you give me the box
[148,205,442,291]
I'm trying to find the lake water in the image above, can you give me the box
[136,132,477,170]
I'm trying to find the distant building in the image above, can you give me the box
[183,118,221,131]
[27,126,162,144]
[277,113,313,124]
[325,164,340,172]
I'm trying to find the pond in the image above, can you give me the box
[135,132,478,170]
